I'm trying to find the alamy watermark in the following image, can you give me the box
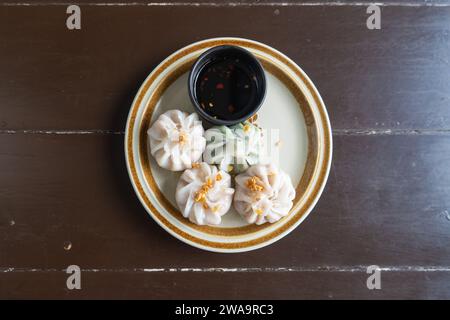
[66,265,81,290]
[66,5,81,30]
[366,265,381,290]
[366,5,381,30]
[196,122,281,170]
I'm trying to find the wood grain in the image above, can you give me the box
[1,134,449,274]
[2,1,450,4]
[0,6,449,130]
[2,269,450,299]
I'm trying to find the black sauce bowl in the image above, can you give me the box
[188,45,266,126]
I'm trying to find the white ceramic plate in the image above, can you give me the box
[125,37,332,252]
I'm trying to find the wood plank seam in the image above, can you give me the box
[3,266,450,273]
[1,2,450,7]
[333,129,450,136]
[1,129,450,136]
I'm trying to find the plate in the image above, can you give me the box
[125,37,332,252]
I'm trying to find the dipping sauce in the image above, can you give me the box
[189,45,266,126]
[195,57,258,121]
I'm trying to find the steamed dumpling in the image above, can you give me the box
[234,163,295,225]
[176,162,235,225]
[203,122,263,174]
[148,110,206,171]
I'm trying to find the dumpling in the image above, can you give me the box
[234,163,296,225]
[176,162,235,225]
[203,122,263,174]
[148,110,206,171]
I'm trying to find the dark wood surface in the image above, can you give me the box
[1,2,450,299]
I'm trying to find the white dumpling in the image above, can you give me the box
[148,110,206,171]
[203,122,263,174]
[176,162,235,225]
[234,163,296,225]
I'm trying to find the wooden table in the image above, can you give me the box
[1,0,450,299]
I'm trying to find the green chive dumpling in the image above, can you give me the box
[203,122,264,174]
